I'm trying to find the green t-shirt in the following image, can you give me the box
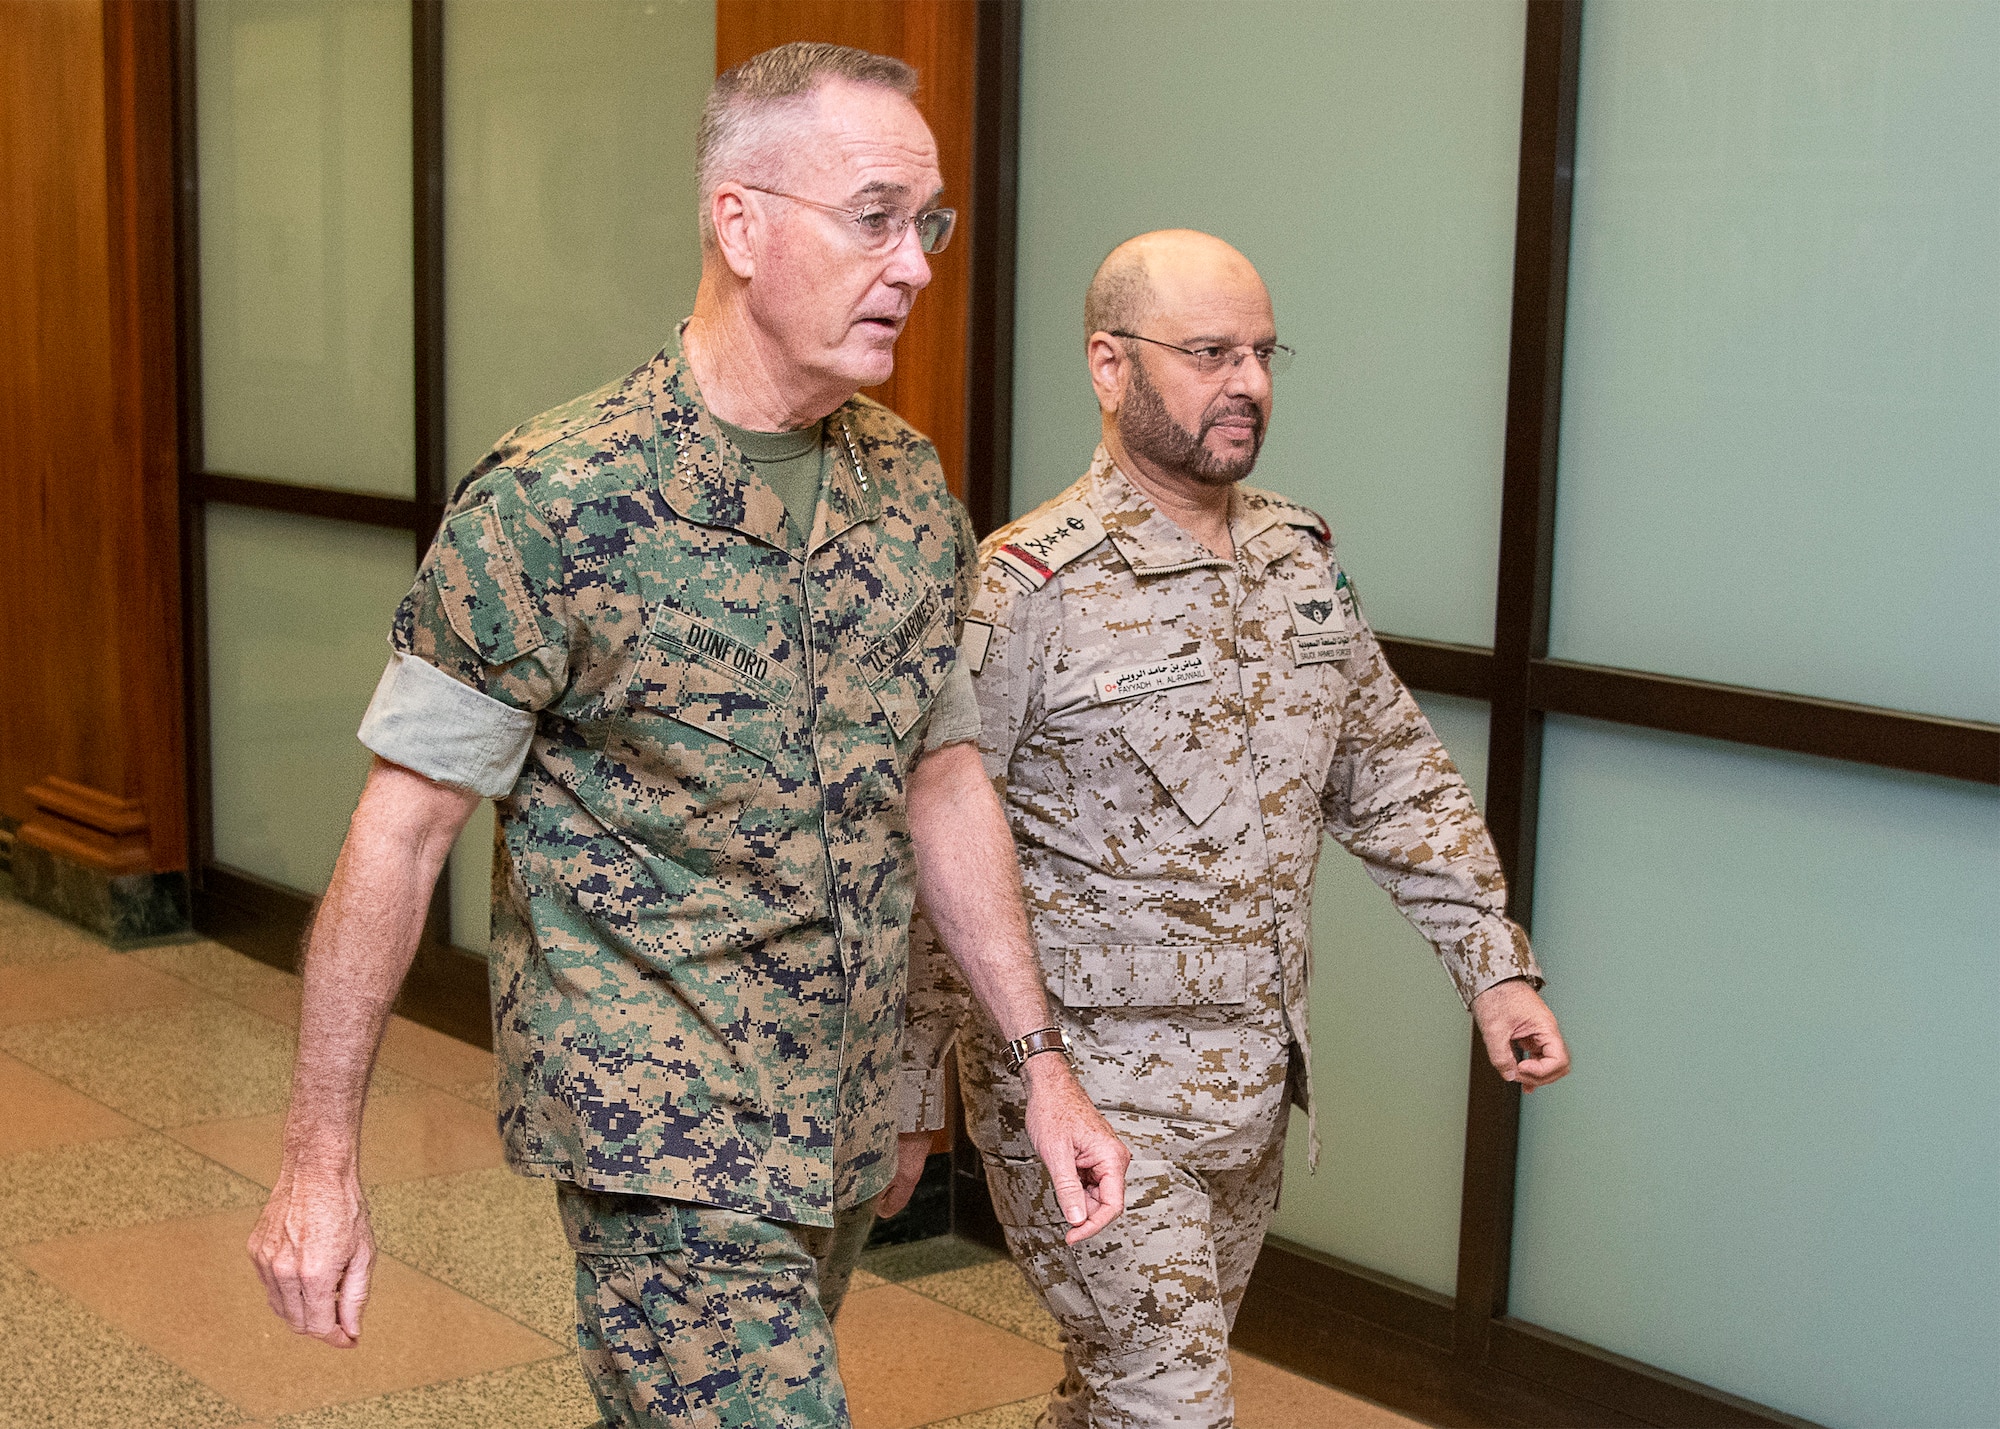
[712,414,827,540]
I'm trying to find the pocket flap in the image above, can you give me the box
[638,608,790,762]
[436,503,550,665]
[863,591,954,740]
[1055,944,1248,1008]
[1118,716,1229,827]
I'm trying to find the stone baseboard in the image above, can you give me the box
[11,839,191,946]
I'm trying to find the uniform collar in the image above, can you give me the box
[650,331,880,555]
[1230,487,1304,580]
[808,410,882,551]
[1084,445,1301,579]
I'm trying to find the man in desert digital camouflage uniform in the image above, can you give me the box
[247,45,1127,1429]
[883,230,1571,1428]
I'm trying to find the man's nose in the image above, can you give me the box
[883,221,933,290]
[1223,349,1272,403]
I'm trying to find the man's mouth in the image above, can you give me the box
[1206,412,1262,440]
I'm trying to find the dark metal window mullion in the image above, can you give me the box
[172,0,212,879]
[411,0,453,955]
[1452,0,1584,1367]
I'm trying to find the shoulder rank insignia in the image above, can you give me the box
[990,503,1106,590]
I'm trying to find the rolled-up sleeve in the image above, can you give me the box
[921,656,981,752]
[358,651,537,796]
[359,469,571,793]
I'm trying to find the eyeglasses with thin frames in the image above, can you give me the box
[1109,330,1296,378]
[743,186,957,254]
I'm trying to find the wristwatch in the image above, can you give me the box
[1004,1025,1073,1073]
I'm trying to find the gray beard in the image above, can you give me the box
[1117,360,1264,487]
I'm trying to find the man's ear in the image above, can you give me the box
[1086,332,1124,417]
[710,185,757,280]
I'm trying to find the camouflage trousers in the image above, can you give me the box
[982,1118,1288,1429]
[557,1183,877,1428]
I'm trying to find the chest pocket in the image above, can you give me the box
[598,606,794,858]
[859,586,954,748]
[643,606,792,758]
[1078,700,1230,862]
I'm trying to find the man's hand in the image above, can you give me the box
[247,1167,375,1348]
[1472,978,1571,1090]
[878,1132,936,1219]
[905,742,1132,1240]
[1022,1055,1129,1244]
[244,758,475,1347]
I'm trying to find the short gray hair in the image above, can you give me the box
[697,43,919,247]
[1085,244,1153,340]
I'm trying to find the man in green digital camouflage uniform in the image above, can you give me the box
[248,45,1128,1429]
[885,231,1571,1428]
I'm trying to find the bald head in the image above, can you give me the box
[1083,229,1267,340]
[1084,230,1277,491]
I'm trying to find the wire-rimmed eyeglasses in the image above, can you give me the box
[1109,330,1296,378]
[743,186,957,254]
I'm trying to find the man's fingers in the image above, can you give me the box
[1064,1149,1127,1244]
[252,1231,315,1337]
[1047,1159,1089,1228]
[299,1255,350,1342]
[247,1230,290,1324]
[1479,1020,1521,1081]
[335,1237,373,1345]
[1514,1029,1572,1088]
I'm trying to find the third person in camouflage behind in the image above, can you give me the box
[879,230,1572,1428]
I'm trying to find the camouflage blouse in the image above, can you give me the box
[363,344,974,1225]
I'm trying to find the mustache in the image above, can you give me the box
[1201,400,1264,433]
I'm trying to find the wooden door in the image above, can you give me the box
[716,1,979,504]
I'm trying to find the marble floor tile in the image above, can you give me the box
[903,1256,1065,1352]
[14,1207,561,1422]
[268,1354,598,1429]
[835,1283,1063,1429]
[0,947,200,1026]
[925,1399,1044,1429]
[171,1089,506,1190]
[367,1166,577,1343]
[0,1249,259,1429]
[376,1014,496,1097]
[0,1000,421,1129]
[0,1131,266,1247]
[1234,1350,1428,1429]
[0,1049,142,1157]
[859,1232,1004,1283]
[137,942,302,1026]
[439,1066,500,1112]
[0,892,102,968]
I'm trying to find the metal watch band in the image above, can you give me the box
[1004,1026,1072,1073]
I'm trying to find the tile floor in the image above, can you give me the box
[0,884,1426,1429]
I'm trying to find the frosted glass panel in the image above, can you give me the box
[442,0,712,484]
[195,0,414,495]
[1513,717,2000,1427]
[1013,0,1522,645]
[448,799,496,957]
[1548,0,2000,721]
[208,506,412,895]
[1268,694,1488,1295]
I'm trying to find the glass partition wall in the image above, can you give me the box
[1010,1,1995,1423]
[180,1,714,1001]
